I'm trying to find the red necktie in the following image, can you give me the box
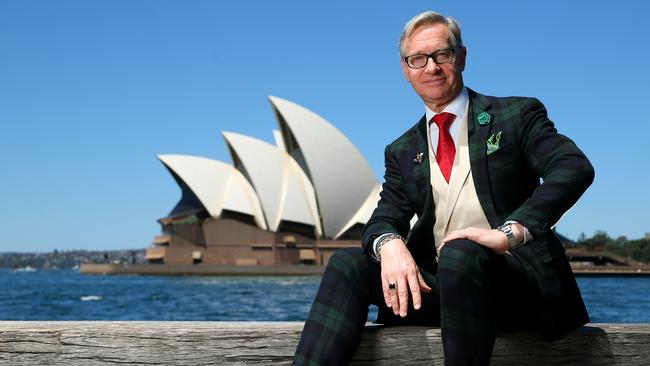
[432,112,456,183]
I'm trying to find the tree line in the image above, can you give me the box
[572,231,650,264]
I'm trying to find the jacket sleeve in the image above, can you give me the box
[361,144,415,253]
[507,98,595,237]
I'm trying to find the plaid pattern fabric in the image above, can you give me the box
[293,249,374,365]
[463,90,594,237]
[361,89,592,339]
[437,240,538,365]
[294,242,538,365]
[295,90,593,365]
[294,248,443,365]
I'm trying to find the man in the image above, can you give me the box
[294,11,594,366]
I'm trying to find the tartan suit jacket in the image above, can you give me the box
[361,88,595,341]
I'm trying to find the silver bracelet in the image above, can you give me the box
[376,233,404,261]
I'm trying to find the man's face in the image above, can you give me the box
[401,23,466,111]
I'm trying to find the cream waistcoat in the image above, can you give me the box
[427,113,491,248]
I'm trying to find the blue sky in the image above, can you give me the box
[1,1,648,252]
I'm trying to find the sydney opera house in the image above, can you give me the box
[145,96,383,266]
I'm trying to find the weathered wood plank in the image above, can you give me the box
[0,322,648,365]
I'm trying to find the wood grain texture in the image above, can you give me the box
[1,322,648,365]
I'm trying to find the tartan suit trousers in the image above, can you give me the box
[293,239,540,366]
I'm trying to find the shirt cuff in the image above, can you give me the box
[372,233,393,261]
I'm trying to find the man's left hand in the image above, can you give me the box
[440,227,509,254]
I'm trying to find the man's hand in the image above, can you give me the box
[440,227,510,254]
[380,238,432,317]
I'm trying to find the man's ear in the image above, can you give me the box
[457,46,467,72]
[401,61,412,82]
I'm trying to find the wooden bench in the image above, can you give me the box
[1,322,648,365]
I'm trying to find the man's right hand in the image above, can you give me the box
[379,238,432,317]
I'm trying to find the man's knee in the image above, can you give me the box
[326,247,367,273]
[438,239,492,272]
[439,239,487,257]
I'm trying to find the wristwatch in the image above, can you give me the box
[497,223,521,249]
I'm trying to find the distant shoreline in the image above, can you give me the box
[0,249,147,270]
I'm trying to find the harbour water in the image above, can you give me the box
[1,269,649,322]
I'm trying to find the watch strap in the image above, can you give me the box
[497,223,521,249]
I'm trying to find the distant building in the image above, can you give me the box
[147,96,381,266]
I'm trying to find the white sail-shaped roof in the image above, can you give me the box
[334,184,382,239]
[222,132,322,236]
[158,154,267,230]
[269,96,378,239]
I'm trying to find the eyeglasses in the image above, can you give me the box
[403,47,458,69]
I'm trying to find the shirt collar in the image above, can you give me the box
[425,87,469,123]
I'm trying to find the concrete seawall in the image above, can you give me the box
[1,322,648,365]
[80,263,326,276]
[80,263,650,276]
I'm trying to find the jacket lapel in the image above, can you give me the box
[413,116,434,218]
[467,89,499,228]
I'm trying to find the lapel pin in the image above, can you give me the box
[477,111,492,126]
[413,152,424,165]
[486,131,502,155]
